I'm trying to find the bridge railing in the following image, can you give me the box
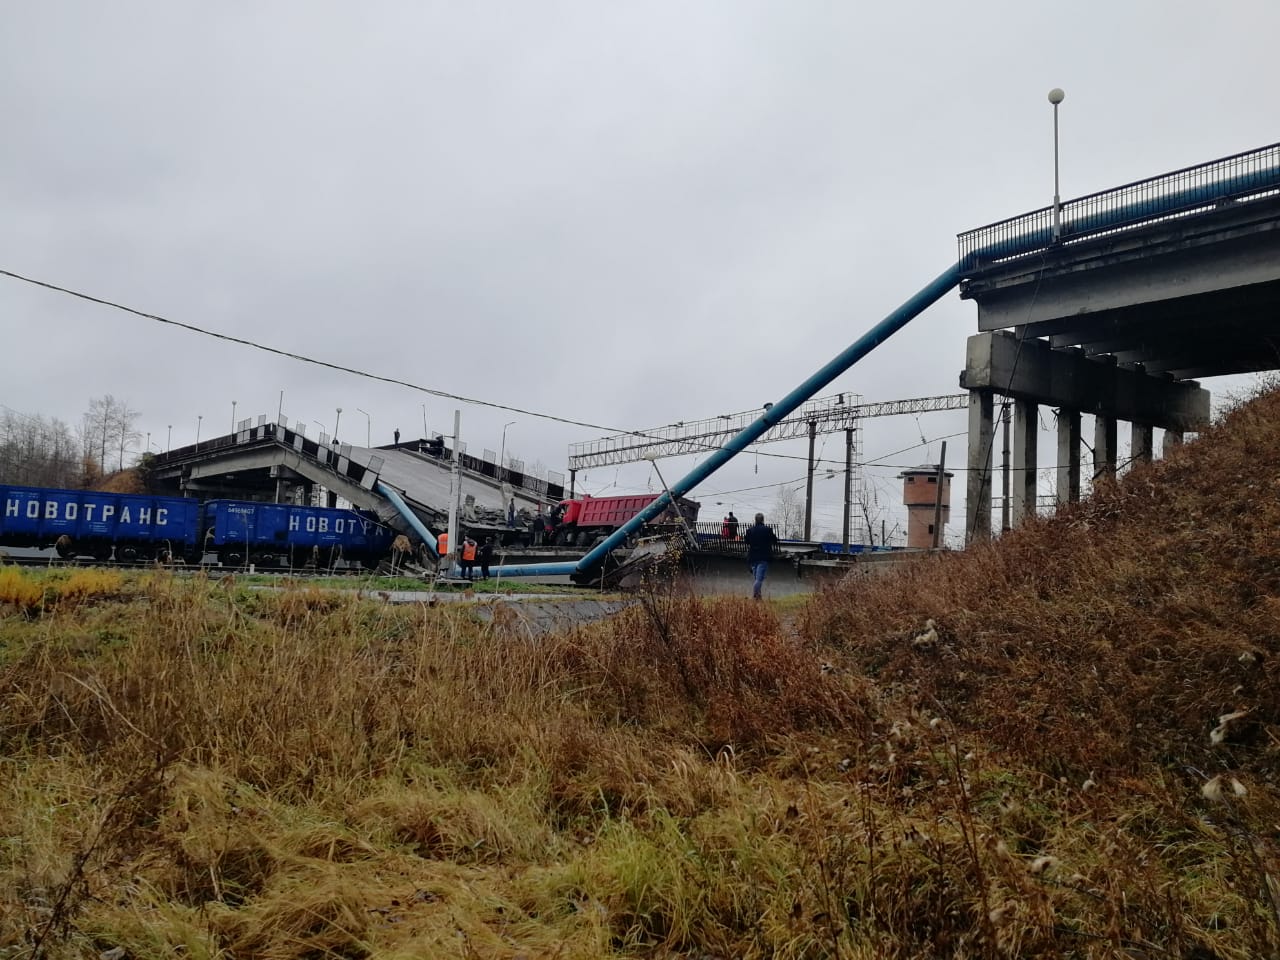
[959,141,1280,271]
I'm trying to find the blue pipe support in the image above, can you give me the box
[490,263,963,579]
[374,480,438,557]
[488,561,581,578]
[493,161,1280,580]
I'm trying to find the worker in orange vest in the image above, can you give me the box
[461,537,478,580]
[437,531,449,560]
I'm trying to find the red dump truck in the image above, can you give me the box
[549,493,699,547]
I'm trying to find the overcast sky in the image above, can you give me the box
[3,1,1276,543]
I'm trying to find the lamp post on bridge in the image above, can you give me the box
[356,407,371,447]
[231,399,237,434]
[499,421,516,482]
[334,407,342,443]
[1049,87,1065,241]
[196,415,203,447]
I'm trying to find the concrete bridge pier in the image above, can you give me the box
[965,391,994,541]
[961,331,1209,543]
[1131,423,1154,464]
[1055,409,1081,507]
[1011,398,1038,525]
[1093,414,1118,481]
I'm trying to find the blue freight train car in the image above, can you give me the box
[203,500,395,569]
[0,484,201,561]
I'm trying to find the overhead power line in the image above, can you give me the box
[2,266,970,473]
[0,267,620,435]
[0,267,904,469]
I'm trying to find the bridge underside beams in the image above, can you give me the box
[961,332,1211,432]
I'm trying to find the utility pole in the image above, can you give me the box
[931,441,948,550]
[842,427,853,553]
[803,420,816,541]
[445,409,462,579]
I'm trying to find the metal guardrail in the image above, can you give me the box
[958,141,1280,272]
[691,521,777,556]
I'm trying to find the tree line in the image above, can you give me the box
[0,395,143,489]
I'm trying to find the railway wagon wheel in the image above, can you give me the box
[91,544,113,562]
[55,535,76,559]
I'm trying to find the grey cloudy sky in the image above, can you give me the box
[3,1,1276,541]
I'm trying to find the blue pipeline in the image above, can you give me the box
[489,560,580,578]
[374,481,438,557]
[489,263,963,579]
[492,160,1280,580]
[375,480,576,577]
[963,164,1280,269]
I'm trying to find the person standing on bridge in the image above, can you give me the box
[742,512,779,600]
[722,511,739,541]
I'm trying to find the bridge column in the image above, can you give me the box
[1056,409,1081,505]
[965,390,994,543]
[1131,423,1154,464]
[1093,415,1118,480]
[1164,429,1184,451]
[1011,398,1038,526]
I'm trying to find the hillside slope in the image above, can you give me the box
[804,383,1280,776]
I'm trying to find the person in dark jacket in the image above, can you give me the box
[741,512,779,600]
[478,538,494,579]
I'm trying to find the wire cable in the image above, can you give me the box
[2,266,926,472]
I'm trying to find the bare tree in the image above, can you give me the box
[0,408,82,487]
[77,395,142,473]
[772,486,804,539]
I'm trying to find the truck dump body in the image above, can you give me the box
[573,494,663,528]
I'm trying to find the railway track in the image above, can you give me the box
[0,554,422,580]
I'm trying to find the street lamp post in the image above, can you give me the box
[231,400,237,434]
[334,407,342,442]
[1048,87,1065,240]
[167,425,172,451]
[196,415,203,446]
[499,421,516,482]
[421,403,428,439]
[356,407,371,447]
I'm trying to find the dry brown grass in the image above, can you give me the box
[802,386,1280,780]
[2,386,1280,958]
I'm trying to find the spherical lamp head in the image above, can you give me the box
[1047,88,1065,105]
